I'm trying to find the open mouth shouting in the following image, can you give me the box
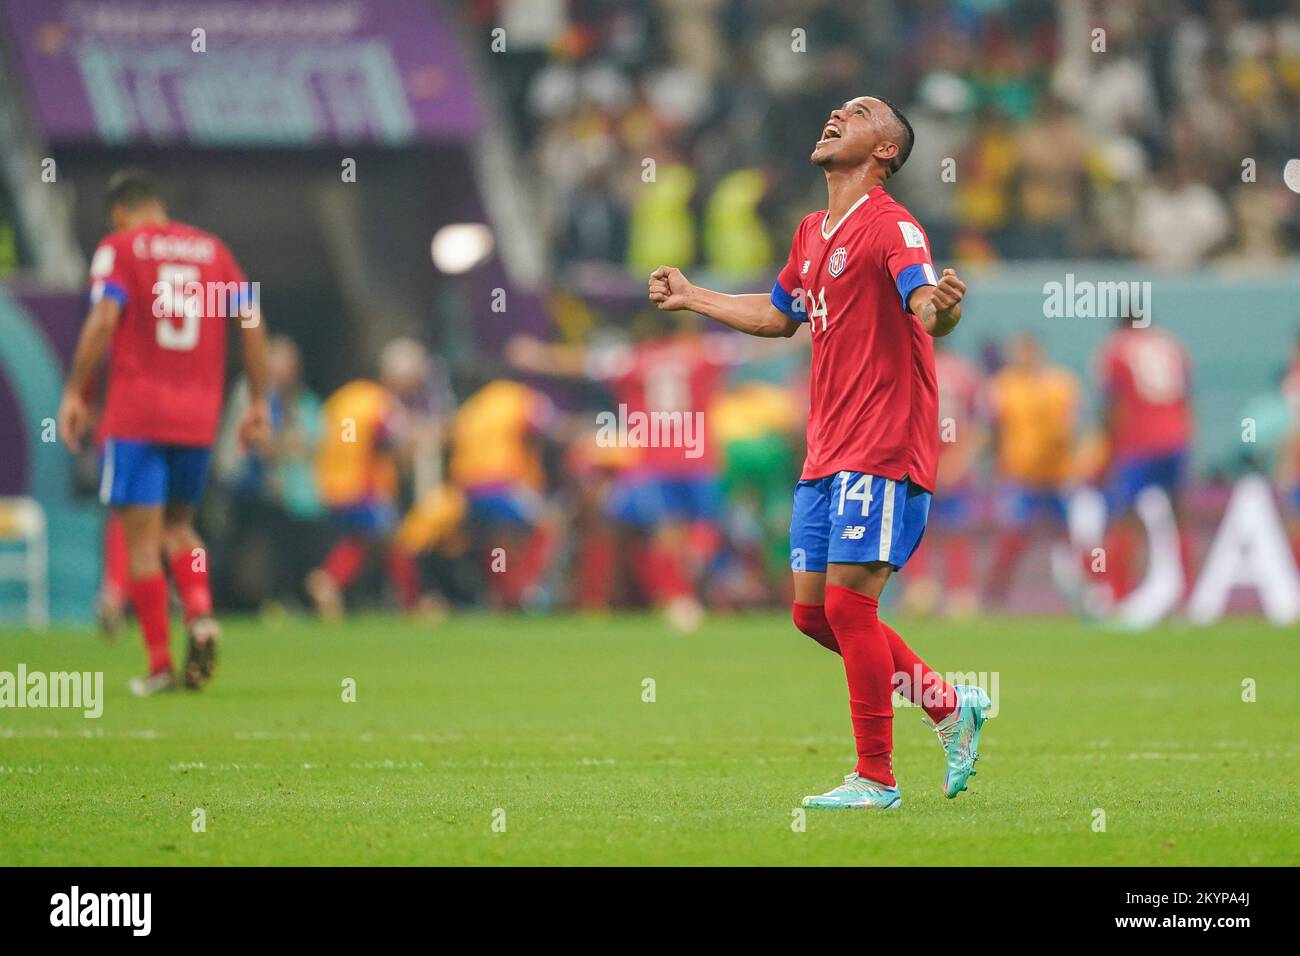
[817,123,842,145]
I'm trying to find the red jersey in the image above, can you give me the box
[89,221,246,446]
[589,335,731,476]
[934,349,982,486]
[1094,326,1193,458]
[773,186,940,489]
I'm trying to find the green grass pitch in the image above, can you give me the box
[2,612,1296,865]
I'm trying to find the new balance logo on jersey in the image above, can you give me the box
[801,259,810,275]
[841,526,866,540]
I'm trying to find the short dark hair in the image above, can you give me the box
[105,168,161,211]
[874,96,914,177]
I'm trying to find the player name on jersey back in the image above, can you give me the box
[89,221,248,447]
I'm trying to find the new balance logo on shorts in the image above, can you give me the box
[791,471,933,572]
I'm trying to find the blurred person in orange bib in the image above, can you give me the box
[306,338,430,619]
[983,332,1079,608]
[448,377,558,610]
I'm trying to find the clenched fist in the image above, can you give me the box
[932,268,966,312]
[647,266,694,312]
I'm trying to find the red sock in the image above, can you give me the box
[102,516,128,603]
[500,527,553,606]
[386,546,421,610]
[824,585,895,787]
[794,601,956,723]
[945,536,974,592]
[169,549,213,622]
[880,620,956,723]
[1177,526,1195,599]
[1103,524,1135,601]
[792,601,839,653]
[577,530,616,610]
[987,530,1027,603]
[638,543,691,605]
[128,574,172,675]
[322,537,367,588]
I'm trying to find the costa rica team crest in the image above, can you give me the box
[828,246,848,277]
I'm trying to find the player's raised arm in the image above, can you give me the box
[908,268,966,338]
[58,296,123,454]
[648,266,800,339]
[504,335,591,378]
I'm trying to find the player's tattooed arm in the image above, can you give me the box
[648,266,800,338]
[909,268,966,338]
[58,297,123,453]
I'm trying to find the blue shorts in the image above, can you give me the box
[608,475,722,526]
[790,471,931,572]
[466,483,543,527]
[998,484,1067,528]
[99,439,212,507]
[929,486,975,531]
[330,499,397,535]
[1108,449,1188,514]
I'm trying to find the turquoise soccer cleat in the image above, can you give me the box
[801,772,902,810]
[930,684,992,798]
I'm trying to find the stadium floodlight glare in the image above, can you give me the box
[431,223,494,274]
[1285,158,1300,194]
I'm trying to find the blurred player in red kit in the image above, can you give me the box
[649,96,991,809]
[508,320,734,631]
[1092,316,1194,603]
[58,169,270,695]
[905,342,987,617]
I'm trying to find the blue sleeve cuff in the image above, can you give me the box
[896,263,936,312]
[90,279,127,307]
[771,281,804,322]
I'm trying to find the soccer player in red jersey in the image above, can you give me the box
[592,329,730,630]
[58,169,270,695]
[649,96,991,808]
[508,323,737,631]
[905,343,987,617]
[1092,316,1194,603]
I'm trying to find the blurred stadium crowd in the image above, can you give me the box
[89,315,1300,630]
[476,0,1300,277]
[2,0,1297,629]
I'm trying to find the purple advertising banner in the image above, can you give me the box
[1,0,481,145]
